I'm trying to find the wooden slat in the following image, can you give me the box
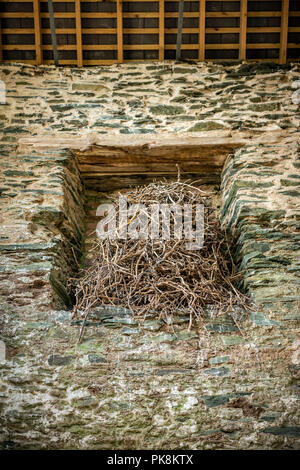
[0,13,35,18]
[243,43,280,49]
[41,28,75,33]
[2,45,36,50]
[2,29,36,34]
[159,0,164,61]
[83,45,117,50]
[205,28,240,33]
[280,0,289,65]
[1,0,299,67]
[3,11,287,19]
[75,0,82,67]
[199,0,205,61]
[4,43,286,52]
[83,29,116,34]
[166,44,202,50]
[245,27,281,33]
[204,44,238,50]
[116,0,123,63]
[123,28,158,34]
[81,13,116,19]
[166,10,286,18]
[123,45,158,51]
[3,0,271,2]
[166,12,202,18]
[239,0,247,60]
[8,26,280,34]
[122,13,159,19]
[33,0,42,65]
[1,13,76,18]
[206,12,240,18]
[2,27,212,34]
[2,58,299,65]
[163,28,200,33]
[0,27,206,34]
[247,12,281,17]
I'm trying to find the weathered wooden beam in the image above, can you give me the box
[280,0,289,64]
[117,0,123,63]
[47,0,59,66]
[75,0,82,67]
[239,0,247,60]
[82,174,221,192]
[159,0,164,61]
[33,0,42,65]
[176,0,185,61]
[199,0,206,61]
[75,141,244,191]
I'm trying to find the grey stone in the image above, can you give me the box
[143,333,176,344]
[72,83,109,94]
[261,427,300,438]
[249,103,280,112]
[0,340,6,363]
[203,367,230,377]
[48,355,74,366]
[149,105,184,115]
[154,368,192,376]
[175,331,198,341]
[188,121,226,132]
[221,335,246,346]
[205,324,238,333]
[88,354,107,364]
[200,394,232,407]
[120,327,140,335]
[142,320,162,332]
[173,67,198,74]
[209,355,230,365]
[103,317,138,327]
[250,312,281,327]
[260,413,281,422]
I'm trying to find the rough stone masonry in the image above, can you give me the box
[0,60,299,449]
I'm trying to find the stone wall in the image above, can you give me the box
[0,61,299,450]
[220,139,300,307]
[0,148,85,309]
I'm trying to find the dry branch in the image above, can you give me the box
[69,180,249,342]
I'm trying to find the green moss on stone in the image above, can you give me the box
[188,121,226,132]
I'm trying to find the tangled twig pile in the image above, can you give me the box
[70,180,249,342]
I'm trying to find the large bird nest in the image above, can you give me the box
[70,179,249,342]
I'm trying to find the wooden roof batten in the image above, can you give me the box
[0,1,298,66]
